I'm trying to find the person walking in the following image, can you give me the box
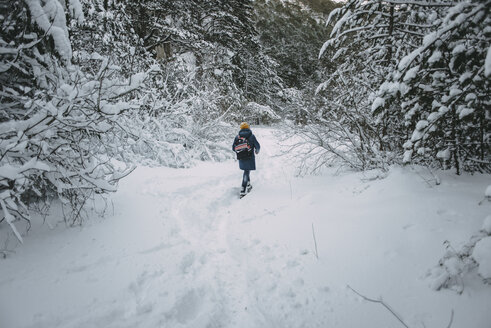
[232,122,260,197]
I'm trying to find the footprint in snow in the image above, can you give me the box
[180,252,196,274]
[167,289,205,324]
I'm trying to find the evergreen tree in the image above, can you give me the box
[313,0,472,170]
[375,0,490,173]
[314,0,489,173]
[255,0,333,89]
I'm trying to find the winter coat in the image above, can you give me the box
[232,128,260,171]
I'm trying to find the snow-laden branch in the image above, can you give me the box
[382,0,457,7]
[398,3,486,71]
[25,0,72,62]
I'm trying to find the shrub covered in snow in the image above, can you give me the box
[428,215,491,292]
[483,215,491,234]
[427,239,479,294]
[472,237,491,280]
[242,102,280,125]
[0,0,149,241]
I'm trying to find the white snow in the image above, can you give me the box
[179,52,197,72]
[378,81,401,95]
[100,101,133,115]
[449,87,462,97]
[439,106,449,115]
[459,107,475,119]
[427,111,441,122]
[459,71,473,83]
[0,158,50,180]
[25,0,72,62]
[244,102,280,120]
[452,44,466,55]
[68,0,84,24]
[416,120,429,130]
[330,9,351,38]
[404,149,413,163]
[398,48,422,71]
[1,127,490,328]
[465,93,477,102]
[371,97,385,113]
[486,185,491,198]
[90,52,104,60]
[483,215,491,234]
[443,256,464,276]
[423,31,437,48]
[403,65,420,81]
[436,148,450,160]
[473,237,491,279]
[428,50,442,64]
[486,46,491,77]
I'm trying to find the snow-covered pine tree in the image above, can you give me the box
[255,0,331,89]
[70,0,147,76]
[221,0,285,108]
[315,0,454,170]
[122,0,283,123]
[186,0,283,110]
[375,1,490,174]
[253,0,337,128]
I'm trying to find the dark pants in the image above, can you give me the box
[242,170,250,189]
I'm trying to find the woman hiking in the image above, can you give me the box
[232,122,260,198]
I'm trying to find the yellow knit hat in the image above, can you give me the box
[240,122,250,130]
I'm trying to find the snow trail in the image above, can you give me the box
[1,127,490,328]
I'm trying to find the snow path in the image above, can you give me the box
[1,127,491,328]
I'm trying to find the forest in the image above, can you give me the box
[1,0,491,327]
[1,0,489,240]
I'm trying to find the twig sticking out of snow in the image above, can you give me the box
[347,285,409,328]
[347,285,454,328]
[446,310,454,328]
[413,166,439,188]
[427,167,441,186]
[312,222,319,260]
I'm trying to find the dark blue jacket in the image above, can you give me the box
[232,128,260,170]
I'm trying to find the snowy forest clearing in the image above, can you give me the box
[1,127,490,328]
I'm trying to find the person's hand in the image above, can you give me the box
[255,149,259,155]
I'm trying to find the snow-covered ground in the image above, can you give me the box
[1,127,490,328]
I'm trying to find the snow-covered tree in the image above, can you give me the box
[0,0,148,241]
[124,0,251,102]
[69,0,237,168]
[318,0,445,155]
[70,0,147,76]
[374,1,490,173]
[312,0,489,172]
[255,0,332,89]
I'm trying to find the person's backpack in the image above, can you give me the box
[234,135,253,160]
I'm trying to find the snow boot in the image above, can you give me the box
[246,182,252,193]
[240,187,247,198]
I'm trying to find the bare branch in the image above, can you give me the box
[347,285,410,328]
